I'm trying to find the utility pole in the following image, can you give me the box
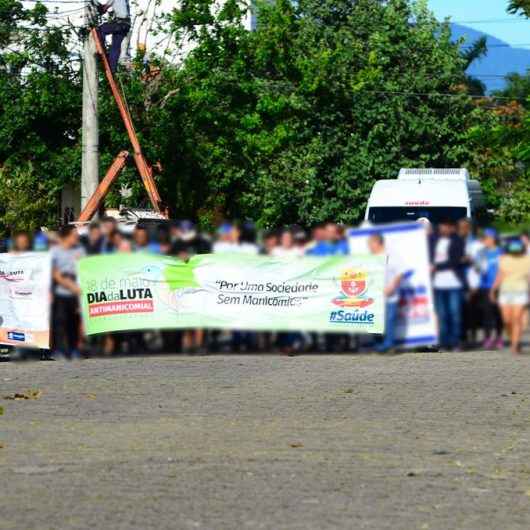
[81,2,99,212]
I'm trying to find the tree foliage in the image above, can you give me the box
[164,0,483,226]
[0,0,527,233]
[508,0,530,17]
[0,0,81,233]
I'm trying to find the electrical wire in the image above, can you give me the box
[451,18,529,24]
[44,7,86,16]
[460,43,530,49]
[356,89,525,102]
[23,0,89,3]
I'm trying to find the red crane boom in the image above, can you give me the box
[78,29,166,222]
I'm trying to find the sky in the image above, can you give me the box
[429,0,530,47]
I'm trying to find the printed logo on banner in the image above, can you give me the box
[0,270,24,282]
[7,331,26,342]
[399,285,430,325]
[86,288,155,317]
[329,269,376,326]
[332,270,374,308]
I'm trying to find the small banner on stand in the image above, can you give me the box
[348,223,438,347]
[0,252,52,349]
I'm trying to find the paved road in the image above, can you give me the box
[1,352,530,529]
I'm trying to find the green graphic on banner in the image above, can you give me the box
[78,253,386,335]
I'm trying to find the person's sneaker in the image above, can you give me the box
[40,352,55,361]
[495,338,505,350]
[70,349,82,360]
[482,337,494,350]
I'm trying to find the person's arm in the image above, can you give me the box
[53,268,81,296]
[434,237,464,272]
[384,273,404,298]
[97,0,112,14]
[490,266,505,302]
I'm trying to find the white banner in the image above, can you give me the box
[0,252,51,349]
[348,223,438,347]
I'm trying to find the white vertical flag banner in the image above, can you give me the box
[348,223,438,347]
[0,252,52,349]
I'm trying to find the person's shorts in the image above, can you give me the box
[499,291,529,306]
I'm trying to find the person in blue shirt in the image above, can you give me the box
[305,223,349,352]
[132,224,160,254]
[474,228,503,349]
[305,223,349,257]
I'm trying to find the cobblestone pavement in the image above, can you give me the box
[1,352,530,530]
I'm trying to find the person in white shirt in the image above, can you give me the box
[97,0,131,73]
[368,233,404,353]
[271,228,303,258]
[429,220,466,350]
[213,222,259,255]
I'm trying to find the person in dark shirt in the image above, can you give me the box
[83,222,103,255]
[429,220,466,350]
[171,221,211,259]
[99,216,118,254]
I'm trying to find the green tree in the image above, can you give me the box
[508,0,530,17]
[0,0,81,233]
[164,0,484,226]
[0,0,522,233]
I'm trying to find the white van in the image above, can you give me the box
[364,168,485,225]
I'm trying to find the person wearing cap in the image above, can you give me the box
[213,223,237,253]
[491,237,530,354]
[171,221,210,259]
[33,230,49,251]
[474,228,503,350]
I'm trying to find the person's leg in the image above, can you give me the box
[194,329,206,354]
[65,298,80,357]
[500,305,513,346]
[462,290,473,346]
[480,289,495,344]
[434,290,449,349]
[52,296,68,356]
[97,21,115,41]
[493,301,504,346]
[510,305,525,353]
[108,25,129,73]
[447,289,463,349]
[182,330,192,353]
[377,302,398,352]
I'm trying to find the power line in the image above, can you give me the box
[23,0,89,3]
[471,74,529,79]
[358,89,525,102]
[44,7,86,16]
[452,18,529,24]
[461,43,530,49]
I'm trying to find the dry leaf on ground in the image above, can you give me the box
[4,390,42,400]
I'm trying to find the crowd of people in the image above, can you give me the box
[4,215,530,360]
[427,218,530,355]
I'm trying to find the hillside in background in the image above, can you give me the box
[451,23,530,92]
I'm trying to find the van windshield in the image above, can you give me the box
[367,207,468,225]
